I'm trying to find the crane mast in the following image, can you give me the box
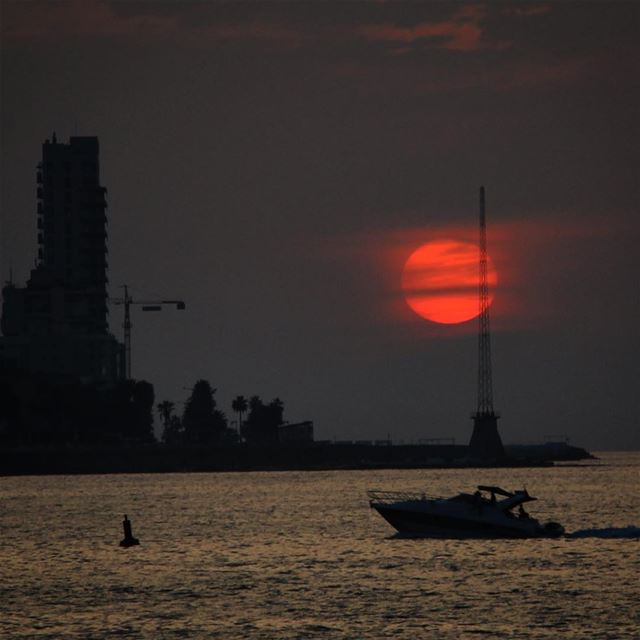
[113,285,185,379]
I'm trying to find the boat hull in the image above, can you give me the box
[372,504,555,539]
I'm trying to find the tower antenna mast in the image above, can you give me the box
[469,186,504,460]
[477,186,494,415]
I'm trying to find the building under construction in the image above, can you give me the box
[0,134,122,384]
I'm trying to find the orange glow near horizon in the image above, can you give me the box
[401,239,497,324]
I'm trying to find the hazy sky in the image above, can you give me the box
[1,1,639,449]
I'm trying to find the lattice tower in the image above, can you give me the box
[477,186,495,416]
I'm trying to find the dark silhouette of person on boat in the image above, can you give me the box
[119,514,140,547]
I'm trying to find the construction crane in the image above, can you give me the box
[112,285,185,379]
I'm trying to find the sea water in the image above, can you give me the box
[1,452,638,639]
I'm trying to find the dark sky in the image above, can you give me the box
[1,1,639,449]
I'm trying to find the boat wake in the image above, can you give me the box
[567,526,640,539]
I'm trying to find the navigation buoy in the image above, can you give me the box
[119,514,140,547]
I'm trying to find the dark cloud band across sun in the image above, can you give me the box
[401,239,497,324]
[340,213,631,337]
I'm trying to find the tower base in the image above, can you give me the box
[469,413,505,460]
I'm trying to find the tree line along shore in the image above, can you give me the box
[0,368,594,475]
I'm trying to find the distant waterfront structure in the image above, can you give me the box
[469,186,505,460]
[0,134,123,384]
[278,421,314,444]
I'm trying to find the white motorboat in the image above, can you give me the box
[368,485,565,538]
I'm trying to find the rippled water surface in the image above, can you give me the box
[1,452,639,639]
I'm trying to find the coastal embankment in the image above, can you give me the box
[0,441,594,476]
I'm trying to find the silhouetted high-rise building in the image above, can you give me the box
[0,134,122,383]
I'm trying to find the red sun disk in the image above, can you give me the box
[401,239,497,324]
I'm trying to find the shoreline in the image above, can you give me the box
[0,442,595,477]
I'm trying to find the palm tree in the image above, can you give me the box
[231,395,248,435]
